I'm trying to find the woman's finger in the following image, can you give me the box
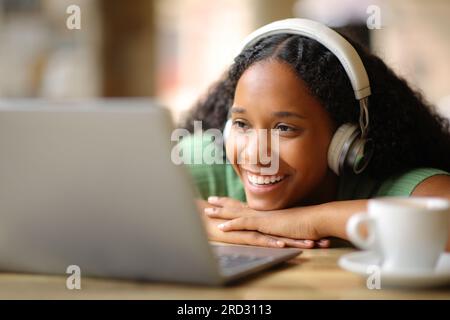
[207,196,247,208]
[273,236,315,249]
[206,216,284,248]
[272,236,331,249]
[217,216,256,232]
[316,238,331,248]
[227,231,286,248]
[204,206,253,219]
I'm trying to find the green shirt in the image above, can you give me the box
[178,133,450,201]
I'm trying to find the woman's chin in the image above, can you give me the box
[246,196,286,211]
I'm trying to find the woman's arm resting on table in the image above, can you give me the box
[197,199,330,249]
[209,175,450,251]
[206,196,367,241]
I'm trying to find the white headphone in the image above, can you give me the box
[223,18,373,176]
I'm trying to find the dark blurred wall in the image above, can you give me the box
[100,0,156,97]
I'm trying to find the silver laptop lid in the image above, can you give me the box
[0,99,222,284]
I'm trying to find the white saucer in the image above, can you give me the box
[338,251,450,288]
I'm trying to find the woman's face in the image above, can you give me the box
[226,60,337,210]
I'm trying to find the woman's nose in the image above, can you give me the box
[242,129,272,166]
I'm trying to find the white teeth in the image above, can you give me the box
[247,173,285,185]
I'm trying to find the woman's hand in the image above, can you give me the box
[200,197,331,248]
[197,199,321,248]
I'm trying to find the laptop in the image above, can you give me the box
[0,99,301,285]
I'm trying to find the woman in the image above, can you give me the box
[179,20,450,250]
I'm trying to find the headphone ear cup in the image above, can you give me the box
[327,123,359,176]
[223,119,232,144]
[347,136,374,174]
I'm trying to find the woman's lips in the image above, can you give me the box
[242,170,289,194]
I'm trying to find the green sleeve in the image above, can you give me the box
[375,167,450,197]
[177,133,246,201]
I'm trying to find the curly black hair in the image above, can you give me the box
[180,33,450,179]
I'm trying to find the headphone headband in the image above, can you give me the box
[237,18,371,100]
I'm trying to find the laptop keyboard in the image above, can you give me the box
[216,253,271,270]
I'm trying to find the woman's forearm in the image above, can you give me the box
[205,193,450,251]
[313,199,368,240]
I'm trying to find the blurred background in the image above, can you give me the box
[0,0,449,121]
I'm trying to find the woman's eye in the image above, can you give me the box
[232,120,248,130]
[275,124,296,132]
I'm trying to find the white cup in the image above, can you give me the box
[346,197,450,273]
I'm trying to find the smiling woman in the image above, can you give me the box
[179,19,450,250]
[226,60,337,211]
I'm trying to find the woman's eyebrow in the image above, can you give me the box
[272,111,306,119]
[230,107,306,119]
[230,107,246,114]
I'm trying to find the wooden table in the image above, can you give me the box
[0,247,449,299]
